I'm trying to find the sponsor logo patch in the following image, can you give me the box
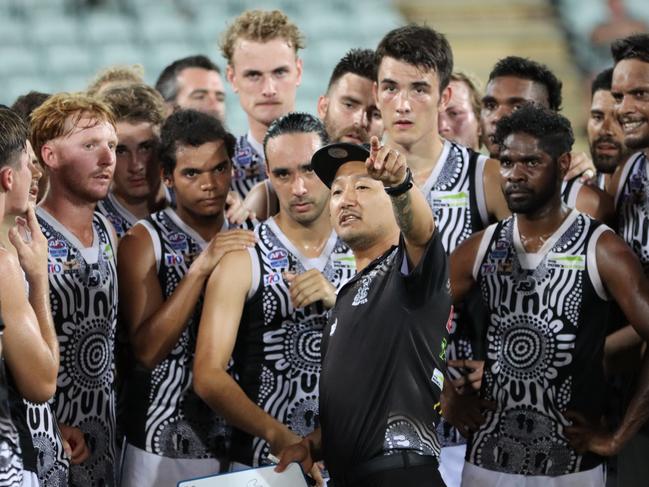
[431,368,445,390]
[269,249,289,269]
[168,232,188,252]
[48,239,68,259]
[431,191,470,209]
[165,253,184,266]
[263,272,282,286]
[332,253,356,269]
[547,253,585,270]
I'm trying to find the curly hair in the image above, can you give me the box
[87,64,145,96]
[30,92,115,165]
[488,56,562,111]
[98,82,165,126]
[158,109,235,176]
[494,104,574,159]
[376,24,453,92]
[220,9,305,64]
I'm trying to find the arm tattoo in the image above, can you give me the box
[391,191,414,237]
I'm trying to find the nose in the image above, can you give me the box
[438,112,451,135]
[291,174,307,196]
[395,90,411,114]
[600,114,616,135]
[99,144,115,167]
[505,162,527,182]
[617,94,636,120]
[262,75,277,98]
[353,107,370,130]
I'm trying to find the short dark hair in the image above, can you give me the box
[327,49,377,91]
[376,24,453,91]
[488,56,563,111]
[0,106,28,170]
[155,55,221,103]
[591,68,613,97]
[263,112,329,160]
[158,109,235,177]
[612,34,649,64]
[99,83,166,126]
[11,91,51,123]
[494,104,574,159]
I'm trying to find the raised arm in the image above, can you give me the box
[367,136,434,267]
[118,224,255,369]
[193,250,301,455]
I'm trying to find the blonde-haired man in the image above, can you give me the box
[219,9,304,199]
[31,93,120,486]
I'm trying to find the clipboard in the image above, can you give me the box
[177,463,309,487]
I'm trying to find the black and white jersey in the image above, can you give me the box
[230,134,266,200]
[96,187,174,239]
[124,208,233,459]
[469,210,613,475]
[0,327,23,487]
[37,208,118,487]
[561,178,583,208]
[231,218,355,467]
[615,151,649,273]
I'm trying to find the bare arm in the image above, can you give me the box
[449,231,484,305]
[575,184,615,226]
[193,251,300,455]
[483,157,511,222]
[242,181,272,222]
[118,224,256,369]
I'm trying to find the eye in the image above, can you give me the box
[139,143,154,153]
[246,73,261,81]
[185,169,198,178]
[85,143,95,150]
[116,146,128,155]
[483,101,497,111]
[500,159,512,168]
[355,184,369,191]
[371,109,382,120]
[526,160,539,167]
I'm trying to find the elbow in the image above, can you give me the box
[20,376,57,404]
[131,340,162,370]
[192,363,226,405]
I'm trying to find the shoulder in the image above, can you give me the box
[118,222,155,258]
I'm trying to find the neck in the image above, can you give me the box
[516,196,571,252]
[248,118,270,148]
[40,182,97,246]
[385,133,445,186]
[273,210,333,259]
[0,214,16,256]
[174,205,225,242]
[112,183,167,220]
[352,228,400,272]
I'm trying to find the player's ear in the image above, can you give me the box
[557,151,571,179]
[0,167,14,192]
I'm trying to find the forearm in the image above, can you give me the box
[390,186,435,246]
[612,349,649,450]
[27,276,59,369]
[131,267,207,368]
[605,324,643,358]
[304,427,323,462]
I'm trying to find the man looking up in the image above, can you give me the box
[219,9,304,199]
[194,113,354,482]
[30,93,119,486]
[117,110,256,486]
[96,82,170,238]
[155,55,227,122]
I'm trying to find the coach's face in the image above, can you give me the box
[330,160,396,251]
[375,56,449,149]
[612,58,649,151]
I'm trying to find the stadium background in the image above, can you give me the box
[1,0,648,150]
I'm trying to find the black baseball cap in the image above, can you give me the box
[311,142,370,188]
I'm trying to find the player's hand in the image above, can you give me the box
[284,270,337,309]
[565,151,596,183]
[275,437,321,485]
[564,411,620,456]
[366,136,408,187]
[192,229,256,277]
[225,191,256,225]
[448,359,485,393]
[58,423,91,464]
[441,380,495,438]
[8,206,48,283]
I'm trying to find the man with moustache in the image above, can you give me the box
[117,110,256,486]
[244,48,383,220]
[220,10,304,199]
[449,104,649,486]
[30,93,119,486]
[194,114,355,483]
[155,55,227,122]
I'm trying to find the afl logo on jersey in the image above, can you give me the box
[168,232,188,252]
[235,146,253,166]
[48,239,68,259]
[269,249,289,269]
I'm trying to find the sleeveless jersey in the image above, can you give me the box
[469,210,612,475]
[124,208,234,459]
[0,331,23,487]
[37,208,118,487]
[561,178,583,209]
[615,151,649,273]
[230,134,266,199]
[425,141,489,447]
[96,187,174,238]
[231,218,356,466]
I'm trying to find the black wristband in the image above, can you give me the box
[384,167,413,197]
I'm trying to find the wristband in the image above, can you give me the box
[384,167,413,196]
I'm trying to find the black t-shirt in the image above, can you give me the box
[320,230,452,481]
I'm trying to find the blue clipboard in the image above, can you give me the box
[177,463,309,486]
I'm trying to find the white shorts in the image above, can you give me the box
[461,461,606,487]
[439,445,466,487]
[119,442,222,487]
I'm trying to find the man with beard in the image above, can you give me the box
[117,110,256,486]
[220,10,304,199]
[30,93,119,486]
[243,48,383,220]
[448,104,649,486]
[194,113,355,484]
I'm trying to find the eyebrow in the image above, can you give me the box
[411,81,431,89]
[332,173,373,185]
[341,95,361,105]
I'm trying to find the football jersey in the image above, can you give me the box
[230,133,266,200]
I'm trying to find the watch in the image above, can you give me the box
[384,167,414,196]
